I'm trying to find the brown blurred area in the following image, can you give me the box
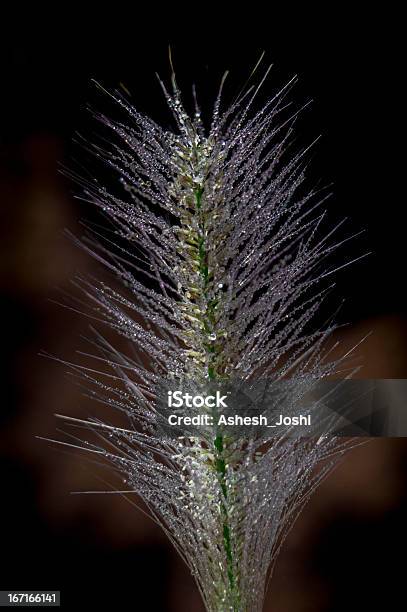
[0,15,405,612]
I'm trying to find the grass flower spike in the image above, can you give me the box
[57,61,357,612]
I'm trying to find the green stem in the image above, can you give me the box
[194,187,239,608]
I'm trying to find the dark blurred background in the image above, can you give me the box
[0,7,406,611]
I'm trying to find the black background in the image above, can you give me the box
[0,7,405,611]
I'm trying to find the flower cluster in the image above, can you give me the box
[58,66,356,611]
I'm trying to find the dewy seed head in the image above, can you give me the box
[54,62,357,612]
